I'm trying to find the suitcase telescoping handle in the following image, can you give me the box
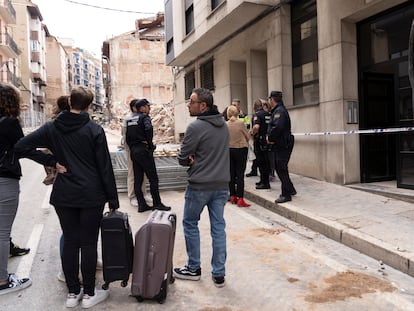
[103,210,130,230]
[150,211,176,224]
[168,213,176,224]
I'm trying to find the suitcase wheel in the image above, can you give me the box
[102,283,109,290]
[121,280,128,287]
[136,296,144,303]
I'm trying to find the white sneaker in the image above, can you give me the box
[0,273,32,296]
[57,271,65,283]
[81,289,109,309]
[96,259,103,270]
[144,194,153,204]
[66,289,83,308]
[130,198,138,207]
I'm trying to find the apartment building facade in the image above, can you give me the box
[165,0,414,189]
[0,0,20,87]
[12,0,47,127]
[44,34,69,118]
[60,43,104,117]
[102,13,173,120]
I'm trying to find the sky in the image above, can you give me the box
[32,0,165,56]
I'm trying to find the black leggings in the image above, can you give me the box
[229,147,248,198]
[55,205,104,296]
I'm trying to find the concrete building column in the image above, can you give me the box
[266,5,292,104]
[247,50,268,116]
[317,0,361,184]
[229,61,248,114]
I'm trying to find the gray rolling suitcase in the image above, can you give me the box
[131,210,176,304]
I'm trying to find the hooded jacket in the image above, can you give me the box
[14,111,119,209]
[178,112,230,190]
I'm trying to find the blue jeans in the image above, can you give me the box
[183,187,228,277]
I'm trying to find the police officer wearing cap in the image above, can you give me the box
[125,98,170,212]
[266,91,296,203]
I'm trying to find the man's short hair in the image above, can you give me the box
[193,88,214,109]
[70,87,94,110]
[56,96,70,112]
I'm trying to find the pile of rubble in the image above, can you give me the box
[108,102,176,146]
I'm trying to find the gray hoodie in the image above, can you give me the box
[178,113,230,190]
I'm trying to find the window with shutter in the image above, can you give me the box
[200,58,214,91]
[185,70,195,99]
[211,0,224,11]
[185,0,194,35]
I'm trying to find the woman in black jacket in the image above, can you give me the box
[14,86,119,308]
[0,83,55,296]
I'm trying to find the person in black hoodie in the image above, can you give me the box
[14,86,118,308]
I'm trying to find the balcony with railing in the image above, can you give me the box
[0,32,19,58]
[31,72,47,86]
[0,68,21,87]
[0,0,16,24]
[31,51,40,63]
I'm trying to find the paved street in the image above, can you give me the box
[1,156,414,310]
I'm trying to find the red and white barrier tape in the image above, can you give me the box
[294,127,414,136]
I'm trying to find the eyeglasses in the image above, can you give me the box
[188,99,202,105]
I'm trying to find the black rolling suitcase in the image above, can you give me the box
[131,210,176,304]
[100,210,134,289]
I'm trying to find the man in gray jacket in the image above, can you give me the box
[173,88,230,288]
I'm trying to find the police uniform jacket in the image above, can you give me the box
[267,101,292,150]
[125,112,154,149]
[253,108,270,146]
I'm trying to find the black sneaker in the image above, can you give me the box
[246,172,258,177]
[152,203,171,211]
[0,273,32,296]
[9,240,30,257]
[173,266,201,281]
[212,276,225,288]
[138,203,152,213]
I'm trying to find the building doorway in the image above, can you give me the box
[358,2,414,188]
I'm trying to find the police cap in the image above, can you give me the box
[268,91,282,99]
[134,98,152,108]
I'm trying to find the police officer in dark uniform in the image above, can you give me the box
[266,91,296,203]
[252,99,271,189]
[125,98,170,212]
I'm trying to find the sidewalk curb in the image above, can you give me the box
[245,190,414,277]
